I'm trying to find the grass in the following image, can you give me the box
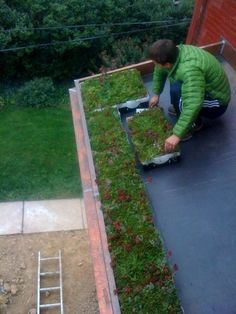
[0,85,82,201]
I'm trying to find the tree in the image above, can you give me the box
[0,0,194,80]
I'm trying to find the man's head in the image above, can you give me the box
[149,39,178,68]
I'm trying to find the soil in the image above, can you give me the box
[0,230,99,314]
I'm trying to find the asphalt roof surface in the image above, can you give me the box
[139,61,236,314]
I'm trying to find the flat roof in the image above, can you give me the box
[138,61,236,313]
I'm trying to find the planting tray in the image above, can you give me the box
[141,151,181,167]
[79,68,149,113]
[125,107,181,168]
[117,93,149,110]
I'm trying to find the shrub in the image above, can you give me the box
[16,77,56,108]
[0,96,5,109]
[100,37,147,70]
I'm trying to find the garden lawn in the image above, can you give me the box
[0,106,81,201]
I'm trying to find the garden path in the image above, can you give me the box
[0,198,86,235]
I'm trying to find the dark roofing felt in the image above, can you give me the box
[123,60,236,314]
[144,61,236,314]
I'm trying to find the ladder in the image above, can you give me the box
[37,250,64,313]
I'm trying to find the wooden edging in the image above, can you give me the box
[69,88,121,314]
[75,60,155,84]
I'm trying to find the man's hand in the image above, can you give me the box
[165,134,180,152]
[149,95,160,108]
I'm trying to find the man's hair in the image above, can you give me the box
[148,39,178,65]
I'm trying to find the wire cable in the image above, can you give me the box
[1,18,191,33]
[0,21,190,52]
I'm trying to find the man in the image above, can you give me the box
[148,39,231,152]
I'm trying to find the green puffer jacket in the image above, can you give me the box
[152,44,231,138]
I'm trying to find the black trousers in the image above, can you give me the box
[170,81,228,119]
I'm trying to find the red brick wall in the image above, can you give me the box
[186,0,236,48]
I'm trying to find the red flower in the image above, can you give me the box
[124,286,132,295]
[166,123,172,130]
[124,243,132,252]
[163,265,169,273]
[165,275,172,281]
[112,220,122,232]
[117,189,131,202]
[133,235,142,245]
[144,130,158,140]
[140,191,146,197]
[104,191,112,200]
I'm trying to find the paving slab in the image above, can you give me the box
[0,201,23,235]
[23,198,86,233]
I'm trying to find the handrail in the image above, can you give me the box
[200,40,225,50]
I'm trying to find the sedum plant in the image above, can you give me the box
[85,107,181,313]
[80,69,147,111]
[128,108,180,163]
[81,68,181,313]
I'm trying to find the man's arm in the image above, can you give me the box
[152,65,168,93]
[149,94,160,108]
[165,134,180,152]
[165,68,205,151]
[149,65,168,108]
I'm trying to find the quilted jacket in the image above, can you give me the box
[152,44,231,138]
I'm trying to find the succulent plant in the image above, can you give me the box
[81,69,181,312]
[128,107,180,164]
[80,69,147,111]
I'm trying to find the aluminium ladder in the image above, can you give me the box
[37,250,64,313]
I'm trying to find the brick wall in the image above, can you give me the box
[187,0,236,48]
